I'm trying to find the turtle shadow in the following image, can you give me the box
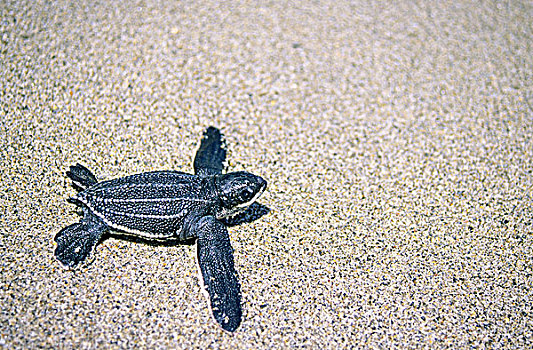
[221,202,270,227]
[102,202,270,248]
[104,233,196,247]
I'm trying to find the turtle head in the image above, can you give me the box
[215,172,267,212]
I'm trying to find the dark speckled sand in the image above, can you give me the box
[1,0,532,348]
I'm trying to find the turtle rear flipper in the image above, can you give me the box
[194,216,242,332]
[194,127,227,177]
[67,163,98,191]
[54,211,107,269]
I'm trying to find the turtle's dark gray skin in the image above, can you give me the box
[54,127,267,332]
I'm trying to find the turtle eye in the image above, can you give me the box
[242,188,254,201]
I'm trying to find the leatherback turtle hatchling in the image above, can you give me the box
[54,127,267,332]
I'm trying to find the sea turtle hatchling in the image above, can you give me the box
[54,127,267,332]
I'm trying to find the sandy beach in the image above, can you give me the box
[1,0,532,348]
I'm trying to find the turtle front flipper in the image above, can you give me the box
[194,215,242,332]
[67,163,98,191]
[193,127,227,177]
[54,210,107,269]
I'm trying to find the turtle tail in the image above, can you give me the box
[54,211,107,269]
[67,163,98,191]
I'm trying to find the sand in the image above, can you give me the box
[1,0,532,348]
